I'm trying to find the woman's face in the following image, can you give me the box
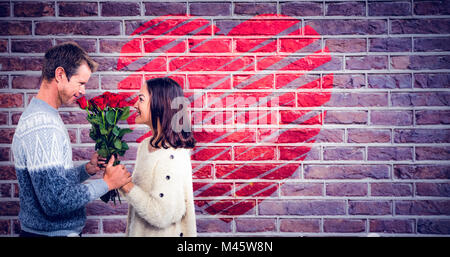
[134,83,152,127]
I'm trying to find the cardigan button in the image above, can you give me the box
[166,175,170,180]
[159,193,164,197]
[180,232,183,237]
[170,154,174,159]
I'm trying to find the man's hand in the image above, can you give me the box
[103,155,132,190]
[85,152,107,175]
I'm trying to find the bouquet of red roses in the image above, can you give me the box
[77,92,133,204]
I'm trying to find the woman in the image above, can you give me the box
[120,77,197,237]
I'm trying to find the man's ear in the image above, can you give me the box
[54,67,66,83]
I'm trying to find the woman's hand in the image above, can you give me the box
[121,182,134,194]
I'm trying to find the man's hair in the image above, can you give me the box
[41,42,98,82]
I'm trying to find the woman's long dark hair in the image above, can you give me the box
[146,77,196,149]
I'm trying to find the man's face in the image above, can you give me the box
[58,63,91,106]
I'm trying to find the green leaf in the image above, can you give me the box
[119,107,130,120]
[97,148,108,158]
[87,115,101,125]
[122,142,129,151]
[106,110,116,125]
[118,128,133,138]
[112,126,120,137]
[114,139,122,150]
[100,127,108,135]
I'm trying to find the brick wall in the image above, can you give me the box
[0,0,449,237]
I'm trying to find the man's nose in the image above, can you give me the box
[79,85,86,95]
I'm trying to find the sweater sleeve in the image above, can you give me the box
[182,161,197,237]
[23,127,108,217]
[125,153,188,229]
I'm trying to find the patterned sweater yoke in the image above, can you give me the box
[11,98,108,236]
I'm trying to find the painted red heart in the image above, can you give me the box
[116,14,333,222]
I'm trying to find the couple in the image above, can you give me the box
[11,42,197,237]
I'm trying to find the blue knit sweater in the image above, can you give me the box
[11,98,109,236]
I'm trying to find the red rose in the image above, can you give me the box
[109,94,122,108]
[91,95,107,110]
[118,98,131,108]
[76,96,89,109]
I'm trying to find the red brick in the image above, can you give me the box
[235,182,278,197]
[280,182,323,196]
[349,201,392,215]
[416,110,450,125]
[370,183,413,197]
[418,219,450,235]
[235,38,276,53]
[326,183,367,196]
[194,129,256,143]
[324,110,367,124]
[14,1,55,17]
[103,219,126,234]
[193,182,232,197]
[144,2,186,16]
[59,2,97,17]
[258,128,321,144]
[305,165,390,179]
[394,129,450,143]
[326,93,388,107]
[280,219,321,233]
[101,2,140,17]
[215,163,300,180]
[0,166,16,180]
[258,200,346,215]
[370,110,413,126]
[192,146,232,161]
[86,201,128,216]
[235,218,276,232]
[234,146,275,161]
[188,74,231,90]
[415,147,450,161]
[394,165,450,179]
[189,38,231,53]
[348,128,391,143]
[279,145,319,161]
[391,19,450,34]
[370,219,414,233]
[82,219,100,234]
[367,147,413,161]
[100,39,141,54]
[323,146,365,161]
[196,218,232,233]
[12,75,41,90]
[0,21,31,35]
[325,38,366,53]
[416,183,450,197]
[0,201,19,216]
[144,38,186,53]
[324,219,366,233]
[326,2,365,16]
[170,56,254,72]
[192,165,212,179]
[396,200,450,215]
[234,2,277,16]
[35,21,121,36]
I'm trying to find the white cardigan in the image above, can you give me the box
[120,137,197,237]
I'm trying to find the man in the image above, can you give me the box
[11,42,131,237]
